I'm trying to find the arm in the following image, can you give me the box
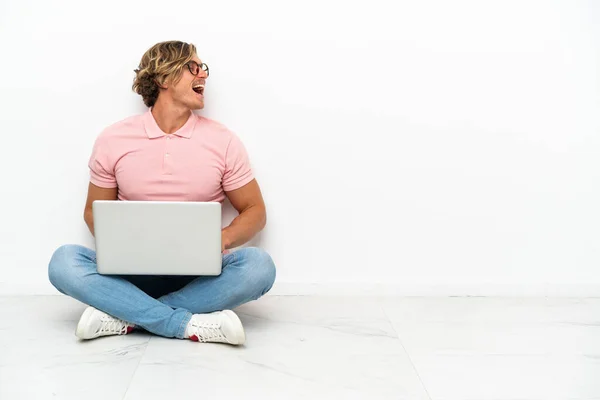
[222,179,267,252]
[83,182,118,237]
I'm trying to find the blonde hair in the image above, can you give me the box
[132,41,197,107]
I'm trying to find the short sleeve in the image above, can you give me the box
[222,133,254,191]
[88,134,117,188]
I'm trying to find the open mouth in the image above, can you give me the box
[192,84,205,96]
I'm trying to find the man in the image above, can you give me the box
[48,41,276,346]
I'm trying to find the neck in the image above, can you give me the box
[151,98,191,134]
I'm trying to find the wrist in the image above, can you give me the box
[222,229,233,250]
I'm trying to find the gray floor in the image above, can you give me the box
[1,295,600,399]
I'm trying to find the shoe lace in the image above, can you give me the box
[98,315,129,335]
[189,320,226,342]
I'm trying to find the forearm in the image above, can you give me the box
[222,205,266,250]
[84,210,95,237]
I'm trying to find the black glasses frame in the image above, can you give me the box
[185,61,209,77]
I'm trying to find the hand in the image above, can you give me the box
[221,230,231,254]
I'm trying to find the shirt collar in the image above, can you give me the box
[143,108,197,139]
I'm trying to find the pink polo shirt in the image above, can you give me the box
[88,109,254,202]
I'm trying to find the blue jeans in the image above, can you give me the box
[48,244,276,339]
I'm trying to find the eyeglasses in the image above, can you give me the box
[185,61,209,77]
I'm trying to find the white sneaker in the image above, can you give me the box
[75,306,135,340]
[184,310,245,345]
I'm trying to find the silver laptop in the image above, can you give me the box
[93,200,222,275]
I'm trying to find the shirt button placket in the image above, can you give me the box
[164,135,173,175]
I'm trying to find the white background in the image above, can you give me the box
[0,0,598,296]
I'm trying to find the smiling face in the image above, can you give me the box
[132,42,208,109]
[165,55,208,111]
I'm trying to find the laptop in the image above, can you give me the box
[92,200,222,276]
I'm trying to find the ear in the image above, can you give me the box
[154,79,167,90]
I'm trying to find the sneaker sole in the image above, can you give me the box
[75,306,97,340]
[222,310,246,345]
